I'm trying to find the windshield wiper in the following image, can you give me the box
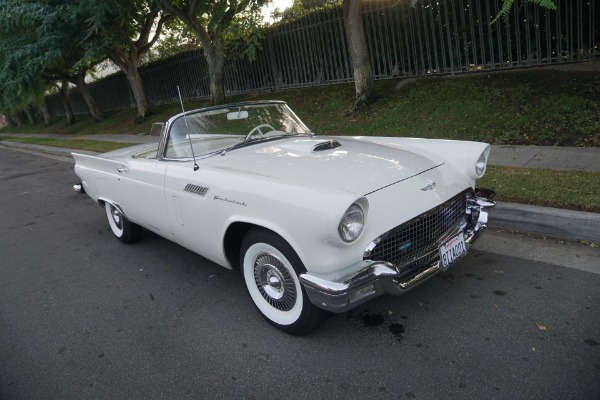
[220,133,309,156]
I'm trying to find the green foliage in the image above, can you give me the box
[0,1,54,109]
[270,0,339,23]
[491,0,556,23]
[406,0,556,23]
[156,0,270,59]
[0,0,103,112]
[225,10,266,62]
[79,0,163,52]
[150,21,202,62]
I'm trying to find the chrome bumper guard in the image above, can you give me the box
[73,183,84,193]
[299,188,496,313]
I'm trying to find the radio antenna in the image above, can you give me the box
[177,85,199,171]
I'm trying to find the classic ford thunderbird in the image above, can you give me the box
[73,101,495,334]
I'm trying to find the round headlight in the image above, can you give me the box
[475,151,487,177]
[338,204,364,242]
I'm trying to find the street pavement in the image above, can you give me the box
[1,133,599,242]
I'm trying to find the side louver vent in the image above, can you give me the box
[313,140,341,152]
[184,184,209,196]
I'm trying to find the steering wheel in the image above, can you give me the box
[246,124,276,140]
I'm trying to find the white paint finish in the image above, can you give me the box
[341,136,491,181]
[116,158,172,234]
[73,109,487,279]
[172,196,183,226]
[207,137,443,196]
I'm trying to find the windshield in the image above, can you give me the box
[164,102,310,159]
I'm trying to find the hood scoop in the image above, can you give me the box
[313,140,341,152]
[277,138,343,155]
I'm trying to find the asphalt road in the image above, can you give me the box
[1,147,599,400]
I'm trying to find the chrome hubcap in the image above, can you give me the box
[110,205,123,230]
[253,252,296,311]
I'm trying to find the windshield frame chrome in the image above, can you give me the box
[157,100,311,163]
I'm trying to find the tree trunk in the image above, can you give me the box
[11,112,23,127]
[342,0,376,111]
[205,37,226,105]
[208,59,225,106]
[104,48,151,122]
[74,70,105,121]
[38,100,53,127]
[24,105,37,125]
[59,80,76,126]
[126,65,151,122]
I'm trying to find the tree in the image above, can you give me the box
[0,0,106,124]
[156,0,269,105]
[81,0,171,121]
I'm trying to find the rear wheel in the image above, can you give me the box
[240,229,326,335]
[105,202,141,244]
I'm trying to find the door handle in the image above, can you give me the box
[117,165,128,173]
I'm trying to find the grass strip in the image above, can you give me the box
[0,137,136,153]
[4,68,599,147]
[479,165,600,213]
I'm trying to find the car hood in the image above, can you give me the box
[206,136,443,196]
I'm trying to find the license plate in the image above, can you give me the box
[439,232,467,270]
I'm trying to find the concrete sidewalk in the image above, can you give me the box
[1,133,599,243]
[489,144,600,172]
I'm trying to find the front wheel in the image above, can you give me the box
[240,229,326,335]
[105,202,141,244]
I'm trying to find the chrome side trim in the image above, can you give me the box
[184,183,209,196]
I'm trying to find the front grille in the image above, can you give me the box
[364,190,469,279]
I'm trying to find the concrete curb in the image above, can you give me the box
[2,141,599,243]
[489,202,600,243]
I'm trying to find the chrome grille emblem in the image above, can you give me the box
[420,180,436,191]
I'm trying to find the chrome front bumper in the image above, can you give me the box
[299,188,496,313]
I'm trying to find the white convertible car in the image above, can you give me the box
[73,101,495,334]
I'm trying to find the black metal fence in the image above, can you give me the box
[46,0,598,117]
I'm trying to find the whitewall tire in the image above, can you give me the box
[240,229,326,335]
[105,202,141,244]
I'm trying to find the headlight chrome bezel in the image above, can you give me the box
[338,203,365,243]
[475,150,487,177]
